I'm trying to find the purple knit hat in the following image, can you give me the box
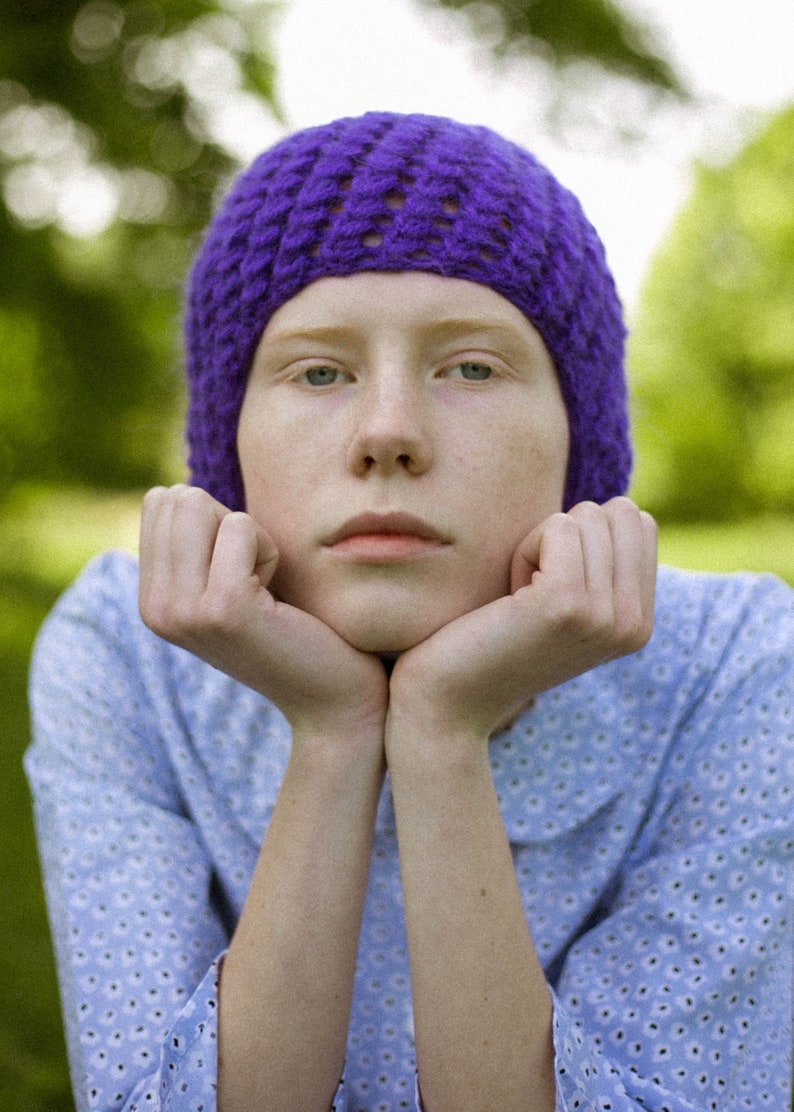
[185,111,630,511]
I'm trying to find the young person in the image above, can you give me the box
[27,112,793,1112]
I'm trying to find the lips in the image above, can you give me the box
[325,511,450,547]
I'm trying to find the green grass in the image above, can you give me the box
[1,487,791,1110]
[1,487,138,1112]
[1,569,73,1110]
[657,515,794,585]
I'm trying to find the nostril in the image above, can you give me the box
[359,451,418,473]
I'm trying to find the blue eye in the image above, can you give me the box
[448,362,493,381]
[300,366,344,386]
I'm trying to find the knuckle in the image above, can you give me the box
[606,495,636,514]
[140,585,237,643]
[549,510,578,531]
[139,589,179,639]
[546,587,592,632]
[614,598,653,652]
[141,485,166,509]
[196,592,238,633]
[567,500,601,521]
[172,483,207,511]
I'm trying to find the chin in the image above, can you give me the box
[324,605,448,655]
[340,621,433,655]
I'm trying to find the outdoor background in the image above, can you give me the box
[1,0,792,1107]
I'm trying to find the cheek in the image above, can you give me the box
[238,412,311,522]
[483,415,568,515]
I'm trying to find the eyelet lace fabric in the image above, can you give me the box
[26,552,793,1111]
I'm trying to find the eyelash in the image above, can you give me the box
[295,360,497,387]
[297,365,349,387]
[445,361,494,382]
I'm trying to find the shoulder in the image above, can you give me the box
[27,551,289,811]
[573,567,792,787]
[31,549,145,677]
[37,546,140,627]
[645,567,792,804]
[652,564,793,667]
[655,562,793,622]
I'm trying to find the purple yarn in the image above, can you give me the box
[185,112,631,512]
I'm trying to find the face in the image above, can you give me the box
[237,272,569,652]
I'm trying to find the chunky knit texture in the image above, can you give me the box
[185,112,631,511]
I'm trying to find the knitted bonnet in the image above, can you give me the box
[185,111,631,511]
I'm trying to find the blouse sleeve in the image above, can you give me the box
[26,553,229,1112]
[548,574,794,1111]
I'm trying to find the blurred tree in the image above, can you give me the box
[0,0,684,499]
[421,0,683,92]
[629,102,794,522]
[0,0,279,496]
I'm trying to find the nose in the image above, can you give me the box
[347,370,433,477]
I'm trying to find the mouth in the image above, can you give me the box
[324,511,451,561]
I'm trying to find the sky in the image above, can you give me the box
[6,0,790,307]
[254,0,794,310]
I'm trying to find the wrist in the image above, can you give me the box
[282,731,386,821]
[290,718,385,769]
[285,667,390,754]
[384,701,491,782]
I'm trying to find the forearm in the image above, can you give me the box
[219,734,385,1112]
[388,723,555,1112]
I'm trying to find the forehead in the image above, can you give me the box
[257,271,554,362]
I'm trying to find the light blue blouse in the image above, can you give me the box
[26,552,793,1111]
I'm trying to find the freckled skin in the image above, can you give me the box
[236,272,570,652]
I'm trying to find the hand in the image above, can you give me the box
[138,485,389,740]
[388,498,657,744]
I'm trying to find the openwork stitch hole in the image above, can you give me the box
[308,219,329,258]
[441,196,459,216]
[363,231,384,248]
[384,191,406,211]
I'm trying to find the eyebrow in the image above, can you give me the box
[265,317,536,349]
[417,317,535,347]
[263,324,363,348]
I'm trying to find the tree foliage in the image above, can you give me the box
[421,0,684,95]
[629,103,794,522]
[0,0,683,500]
[0,0,279,496]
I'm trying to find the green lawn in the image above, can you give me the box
[1,488,139,1112]
[1,564,73,1110]
[657,515,794,585]
[1,487,791,1110]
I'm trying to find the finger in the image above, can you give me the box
[165,484,230,598]
[510,512,586,595]
[139,485,184,607]
[606,498,657,597]
[603,497,658,647]
[139,485,232,635]
[639,507,659,614]
[138,486,169,586]
[206,511,279,598]
[566,500,615,598]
